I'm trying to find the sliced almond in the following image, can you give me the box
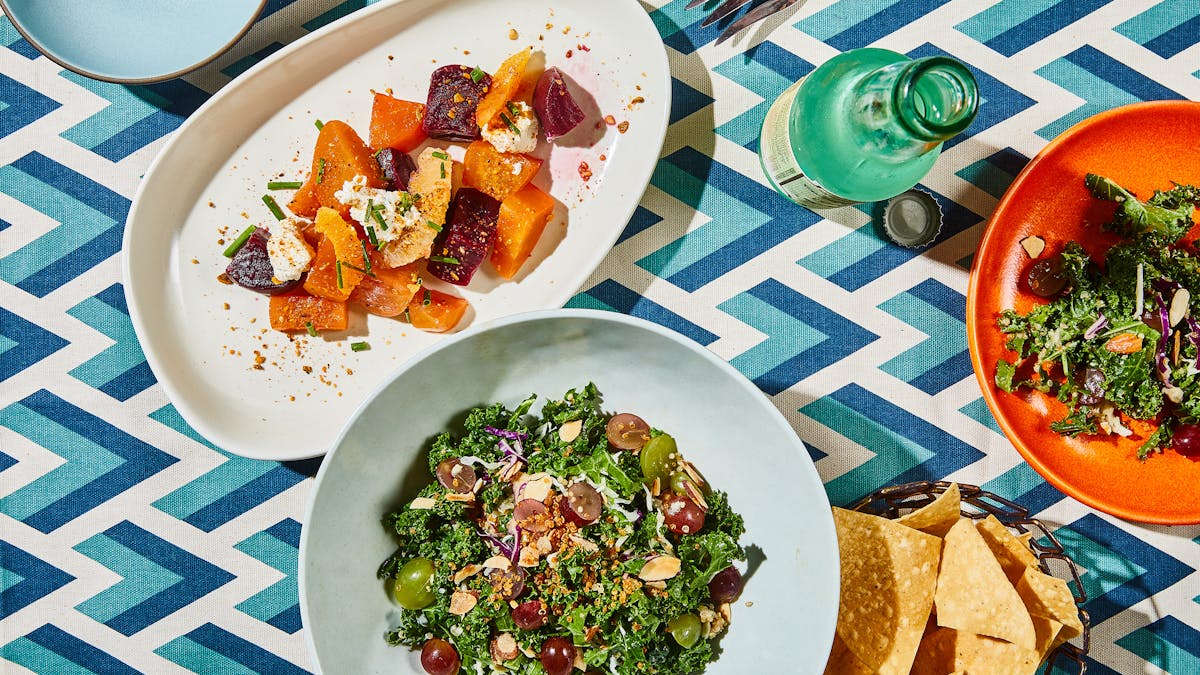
[680,459,705,487]
[472,477,484,493]
[446,491,475,503]
[535,535,553,554]
[484,555,511,570]
[410,496,437,510]
[650,476,662,497]
[453,564,483,583]
[1019,235,1046,258]
[491,633,519,662]
[638,555,682,582]
[500,462,523,483]
[559,419,583,442]
[569,534,599,553]
[683,481,709,512]
[518,545,542,567]
[643,580,666,590]
[719,602,732,623]
[449,590,478,615]
[1170,288,1190,327]
[518,473,553,503]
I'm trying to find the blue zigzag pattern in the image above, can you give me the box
[0,16,42,60]
[235,519,303,633]
[0,306,68,383]
[567,280,717,347]
[150,405,314,533]
[0,540,75,619]
[1035,45,1185,140]
[719,278,878,395]
[156,623,311,674]
[0,152,130,298]
[1116,616,1200,673]
[955,0,1112,57]
[807,383,985,505]
[796,0,953,51]
[878,278,972,395]
[0,390,178,533]
[67,284,156,402]
[0,73,60,138]
[1,624,139,674]
[1117,1,1200,60]
[74,521,235,636]
[641,147,822,292]
[713,41,814,153]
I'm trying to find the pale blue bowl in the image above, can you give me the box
[1,0,265,83]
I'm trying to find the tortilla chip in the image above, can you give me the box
[896,483,962,537]
[823,633,874,675]
[912,627,1040,675]
[976,515,1039,585]
[1031,616,1063,660]
[832,507,942,675]
[935,518,1036,649]
[1015,566,1084,648]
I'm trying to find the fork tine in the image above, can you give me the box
[715,0,800,43]
[685,0,710,9]
[699,0,756,27]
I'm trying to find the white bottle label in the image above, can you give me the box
[760,79,857,209]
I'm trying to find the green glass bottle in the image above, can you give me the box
[759,48,978,209]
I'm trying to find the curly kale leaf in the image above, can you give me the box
[1087,173,1196,244]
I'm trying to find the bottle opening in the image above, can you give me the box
[897,57,979,140]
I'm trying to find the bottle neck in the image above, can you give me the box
[847,55,978,160]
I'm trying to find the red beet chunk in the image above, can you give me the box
[534,67,585,141]
[225,228,300,294]
[375,148,417,191]
[427,188,500,285]
[423,64,491,141]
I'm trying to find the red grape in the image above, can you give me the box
[539,637,576,675]
[1173,424,1200,457]
[514,499,551,533]
[421,638,460,675]
[661,492,705,535]
[1026,256,1067,297]
[606,413,651,450]
[436,459,477,494]
[486,566,526,600]
[561,482,602,525]
[708,566,743,603]
[512,599,548,630]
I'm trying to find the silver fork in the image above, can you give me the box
[685,0,802,44]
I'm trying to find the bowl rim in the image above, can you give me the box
[297,307,840,674]
[0,0,266,84]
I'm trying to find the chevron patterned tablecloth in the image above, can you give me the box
[2,0,1200,673]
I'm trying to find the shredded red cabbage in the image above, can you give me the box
[497,438,528,462]
[484,426,528,441]
[478,530,514,558]
[1155,294,1173,385]
[1083,313,1108,340]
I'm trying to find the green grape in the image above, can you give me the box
[667,613,702,648]
[640,434,678,484]
[669,470,693,495]
[392,557,436,609]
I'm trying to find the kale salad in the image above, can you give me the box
[996,174,1200,458]
[378,385,747,675]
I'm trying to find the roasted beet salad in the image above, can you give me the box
[378,385,748,675]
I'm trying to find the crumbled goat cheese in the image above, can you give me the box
[482,101,539,154]
[334,175,423,243]
[266,217,313,282]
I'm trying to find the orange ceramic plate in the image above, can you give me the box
[967,100,1200,525]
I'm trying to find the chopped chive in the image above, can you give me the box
[372,147,383,158]
[314,119,324,130]
[439,163,446,179]
[222,225,256,257]
[499,112,519,134]
[342,261,375,277]
[350,341,370,352]
[403,308,411,322]
[415,276,423,285]
[366,224,379,247]
[267,180,303,190]
[425,220,442,232]
[316,158,326,184]
[360,240,372,273]
[470,66,485,83]
[336,260,344,289]
[506,101,522,118]
[262,195,286,221]
[372,206,389,231]
[432,150,449,160]
[377,240,389,252]
[423,289,431,306]
[306,321,318,337]
[430,255,460,265]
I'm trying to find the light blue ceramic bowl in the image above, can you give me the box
[1,0,265,83]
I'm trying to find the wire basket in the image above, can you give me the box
[848,481,1090,675]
